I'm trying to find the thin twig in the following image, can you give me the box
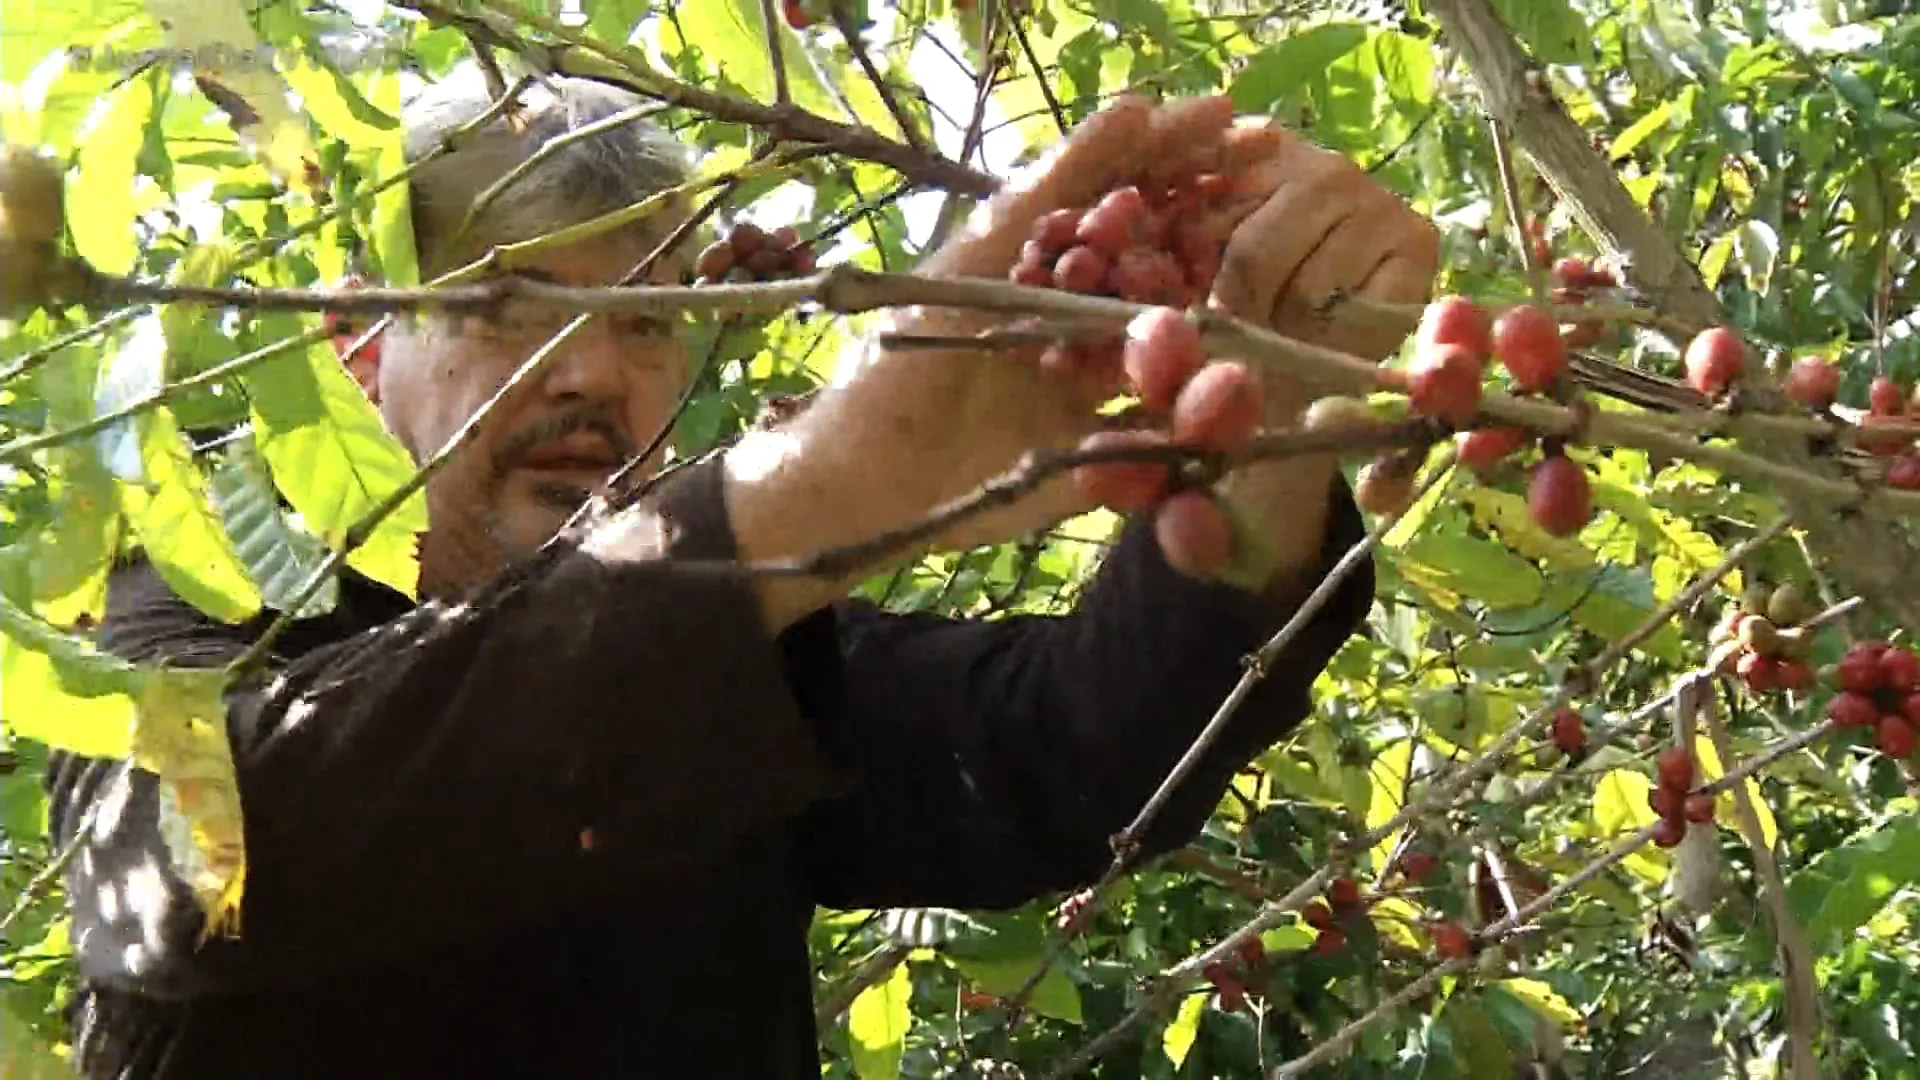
[760,0,791,105]
[833,2,926,151]
[466,31,510,100]
[1006,1,1068,137]
[1488,114,1542,294]
[411,0,996,196]
[715,422,1439,584]
[0,329,327,464]
[0,308,143,386]
[815,943,913,1025]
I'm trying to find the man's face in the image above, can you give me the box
[375,235,690,585]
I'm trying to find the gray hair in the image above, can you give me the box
[401,63,694,279]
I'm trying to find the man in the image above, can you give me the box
[45,64,1436,1077]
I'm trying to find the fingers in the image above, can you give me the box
[1211,162,1353,324]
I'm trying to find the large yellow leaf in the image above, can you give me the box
[1694,734,1778,849]
[68,73,154,274]
[129,667,247,938]
[1161,991,1206,1068]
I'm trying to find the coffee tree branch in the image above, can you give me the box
[1050,512,1791,1071]
[395,0,997,197]
[1424,0,1920,632]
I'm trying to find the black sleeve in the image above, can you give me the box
[46,459,848,996]
[795,478,1373,911]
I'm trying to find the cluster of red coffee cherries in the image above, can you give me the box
[1777,358,1920,489]
[1648,747,1716,848]
[1296,875,1369,957]
[1006,176,1234,310]
[694,222,816,284]
[1825,640,1920,759]
[1200,934,1267,1013]
[1710,582,1819,694]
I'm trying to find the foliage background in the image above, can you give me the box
[4,0,1920,1076]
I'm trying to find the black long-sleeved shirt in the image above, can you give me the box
[44,456,1372,1078]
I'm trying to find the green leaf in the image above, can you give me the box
[1395,530,1543,609]
[1787,815,1920,952]
[1371,30,1435,106]
[846,961,911,1080]
[68,72,155,275]
[1161,991,1205,1068]
[1488,0,1592,64]
[1229,24,1368,114]
[122,407,263,624]
[1436,997,1517,1077]
[207,440,340,619]
[160,243,242,377]
[243,336,425,597]
[1700,231,1737,289]
[947,954,1083,1024]
[1610,101,1676,160]
[273,40,399,144]
[0,1006,77,1079]
[666,0,841,122]
[26,447,121,626]
[370,134,420,287]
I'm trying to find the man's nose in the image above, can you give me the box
[537,316,628,403]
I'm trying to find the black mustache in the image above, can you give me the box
[494,410,636,473]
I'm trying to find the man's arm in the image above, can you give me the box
[50,460,849,996]
[794,476,1371,911]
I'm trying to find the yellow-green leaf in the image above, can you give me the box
[1694,734,1778,849]
[124,407,263,625]
[1161,990,1206,1068]
[160,242,242,376]
[130,667,247,934]
[1594,769,1656,835]
[244,337,425,597]
[145,0,315,183]
[1593,769,1667,883]
[370,125,419,287]
[1498,977,1579,1026]
[68,72,155,275]
[1367,739,1414,869]
[1459,487,1594,572]
[847,961,911,1080]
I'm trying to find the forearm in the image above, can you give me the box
[720,328,1099,629]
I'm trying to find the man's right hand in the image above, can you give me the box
[714,95,1281,630]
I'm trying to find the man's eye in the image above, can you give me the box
[615,314,673,337]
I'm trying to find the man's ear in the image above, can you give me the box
[335,327,384,405]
